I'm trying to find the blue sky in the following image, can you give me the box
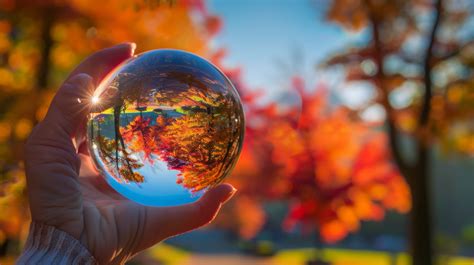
[208,0,357,91]
[207,0,380,116]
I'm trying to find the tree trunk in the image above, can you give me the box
[0,239,10,257]
[37,10,54,92]
[306,232,331,265]
[409,144,433,265]
[409,1,441,264]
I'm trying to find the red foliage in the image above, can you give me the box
[221,72,411,243]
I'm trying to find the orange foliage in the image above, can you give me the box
[225,74,411,243]
[284,78,410,243]
[0,0,417,247]
[0,0,219,245]
[119,83,243,192]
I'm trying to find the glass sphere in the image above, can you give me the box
[87,49,244,206]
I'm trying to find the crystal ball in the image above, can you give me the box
[86,49,244,206]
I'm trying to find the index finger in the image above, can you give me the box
[66,42,136,87]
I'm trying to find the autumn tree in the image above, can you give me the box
[211,48,411,252]
[324,0,474,264]
[118,82,244,192]
[283,77,410,244]
[0,0,221,256]
[89,118,146,184]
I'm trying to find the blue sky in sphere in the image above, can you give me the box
[105,158,204,206]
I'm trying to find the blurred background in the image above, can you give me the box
[0,0,473,264]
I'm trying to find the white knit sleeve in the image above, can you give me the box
[17,222,97,265]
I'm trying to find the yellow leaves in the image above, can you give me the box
[64,0,211,55]
[0,68,14,87]
[446,81,474,110]
[395,109,417,132]
[51,23,68,41]
[52,44,78,69]
[9,45,39,72]
[455,133,474,154]
[0,34,11,53]
[447,83,465,104]
[433,80,474,156]
[0,121,11,142]
[14,118,33,140]
[0,167,29,240]
[35,90,55,122]
[444,127,474,156]
[52,22,92,58]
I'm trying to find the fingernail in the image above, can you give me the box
[115,42,136,56]
[222,187,237,204]
[76,72,93,81]
[130,42,137,54]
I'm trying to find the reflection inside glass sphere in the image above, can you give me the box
[87,49,244,206]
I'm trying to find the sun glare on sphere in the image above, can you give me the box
[91,96,100,104]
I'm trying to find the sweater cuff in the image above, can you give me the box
[17,221,97,265]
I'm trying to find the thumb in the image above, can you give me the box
[188,183,237,227]
[138,184,236,251]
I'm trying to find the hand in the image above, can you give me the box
[24,43,236,264]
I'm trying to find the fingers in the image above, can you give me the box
[66,42,136,87]
[138,184,236,251]
[26,74,94,170]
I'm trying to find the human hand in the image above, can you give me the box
[24,43,236,264]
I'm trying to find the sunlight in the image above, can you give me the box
[91,95,100,104]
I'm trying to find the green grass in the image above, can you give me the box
[272,248,474,265]
[138,244,474,265]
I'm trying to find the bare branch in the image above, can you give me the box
[432,40,474,65]
[364,0,412,176]
[419,0,443,127]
